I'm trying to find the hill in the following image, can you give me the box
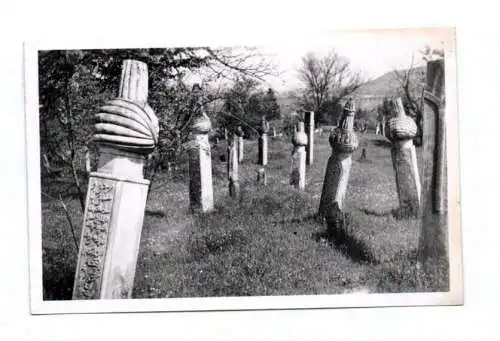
[354,66,426,98]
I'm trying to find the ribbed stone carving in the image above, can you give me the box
[388,98,421,217]
[387,98,418,141]
[94,99,159,154]
[318,99,358,217]
[73,59,155,300]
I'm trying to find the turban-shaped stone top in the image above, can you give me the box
[387,97,418,141]
[93,98,159,154]
[258,117,270,134]
[329,128,359,153]
[292,130,308,147]
[387,115,417,141]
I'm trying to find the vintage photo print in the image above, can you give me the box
[24,27,462,314]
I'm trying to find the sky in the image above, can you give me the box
[253,28,453,92]
[182,28,454,93]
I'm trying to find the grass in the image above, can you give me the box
[41,132,449,300]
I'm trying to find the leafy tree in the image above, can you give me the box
[39,48,275,211]
[261,88,281,121]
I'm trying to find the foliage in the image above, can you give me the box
[220,76,281,139]
[39,48,275,208]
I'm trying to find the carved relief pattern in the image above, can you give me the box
[74,179,115,299]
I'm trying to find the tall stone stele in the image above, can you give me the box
[227,133,240,198]
[304,111,315,165]
[258,115,270,166]
[236,126,244,163]
[418,58,447,264]
[188,84,214,213]
[72,59,159,300]
[387,97,421,217]
[290,121,308,190]
[318,99,359,218]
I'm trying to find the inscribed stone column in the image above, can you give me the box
[236,126,244,163]
[188,85,214,213]
[388,98,421,217]
[304,111,315,165]
[418,58,447,263]
[73,59,159,300]
[227,133,240,198]
[290,122,308,190]
[318,99,358,218]
[258,116,269,166]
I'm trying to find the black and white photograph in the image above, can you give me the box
[24,27,462,314]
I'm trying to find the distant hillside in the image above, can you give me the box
[354,66,426,98]
[275,66,427,119]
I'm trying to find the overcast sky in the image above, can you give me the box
[183,28,453,94]
[255,28,452,92]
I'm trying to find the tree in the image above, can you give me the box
[296,50,362,124]
[261,88,281,121]
[39,48,276,211]
[393,44,445,146]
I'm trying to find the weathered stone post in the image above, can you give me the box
[258,116,269,166]
[418,58,447,264]
[236,126,244,163]
[304,111,315,165]
[388,97,421,217]
[227,133,240,198]
[290,122,308,190]
[318,99,358,218]
[85,147,91,174]
[73,59,159,300]
[188,84,214,213]
[381,115,387,137]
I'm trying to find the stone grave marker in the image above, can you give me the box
[290,121,307,190]
[304,111,315,165]
[187,84,214,213]
[228,133,240,198]
[72,59,159,300]
[387,97,421,217]
[418,58,447,264]
[318,99,358,218]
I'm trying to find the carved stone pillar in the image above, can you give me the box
[318,100,358,218]
[418,58,447,263]
[258,116,269,166]
[304,111,315,165]
[388,97,421,217]
[290,122,307,190]
[228,133,240,198]
[73,59,159,300]
[188,85,214,213]
[236,126,244,163]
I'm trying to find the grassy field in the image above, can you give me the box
[41,132,448,300]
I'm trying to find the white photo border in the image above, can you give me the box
[25,27,463,315]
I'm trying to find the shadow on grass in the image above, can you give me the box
[361,207,419,220]
[145,209,166,217]
[270,213,319,225]
[372,139,392,148]
[360,208,393,217]
[312,228,376,264]
[42,248,76,300]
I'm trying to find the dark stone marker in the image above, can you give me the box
[418,58,448,265]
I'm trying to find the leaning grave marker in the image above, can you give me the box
[72,59,159,300]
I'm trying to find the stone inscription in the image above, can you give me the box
[73,179,115,299]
